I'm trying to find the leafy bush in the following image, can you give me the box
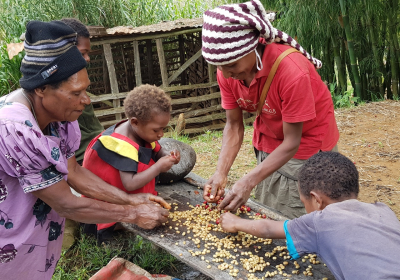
[0,44,23,96]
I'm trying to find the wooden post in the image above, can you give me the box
[102,52,111,95]
[207,63,220,124]
[120,45,130,90]
[156,38,169,88]
[133,40,142,87]
[175,113,186,135]
[146,40,154,84]
[178,35,187,92]
[103,43,122,120]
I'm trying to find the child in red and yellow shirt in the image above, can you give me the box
[83,85,180,243]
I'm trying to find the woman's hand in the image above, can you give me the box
[128,203,169,229]
[129,193,171,209]
[218,178,253,211]
[220,212,242,233]
[203,172,227,203]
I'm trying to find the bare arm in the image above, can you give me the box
[219,121,303,211]
[238,121,303,189]
[203,107,244,202]
[220,212,285,239]
[67,157,170,208]
[33,179,169,229]
[120,152,179,192]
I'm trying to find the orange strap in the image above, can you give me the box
[256,48,301,116]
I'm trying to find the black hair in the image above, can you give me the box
[60,18,90,38]
[298,152,359,200]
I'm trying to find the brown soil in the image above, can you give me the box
[192,100,400,220]
[335,100,400,219]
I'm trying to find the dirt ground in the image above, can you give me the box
[335,100,400,219]
[192,100,400,220]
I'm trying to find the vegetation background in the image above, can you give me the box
[0,0,399,278]
[1,0,399,103]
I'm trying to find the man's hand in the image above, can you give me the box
[203,172,227,203]
[129,203,169,229]
[220,212,242,233]
[129,193,171,209]
[218,179,253,211]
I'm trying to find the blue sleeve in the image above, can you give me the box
[284,220,300,260]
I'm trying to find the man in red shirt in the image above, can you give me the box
[202,0,339,218]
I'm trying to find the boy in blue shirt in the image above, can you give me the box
[220,152,400,280]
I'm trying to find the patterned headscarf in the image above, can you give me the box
[202,0,322,68]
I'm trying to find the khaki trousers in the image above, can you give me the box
[254,146,338,219]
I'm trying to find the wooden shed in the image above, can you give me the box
[86,18,255,135]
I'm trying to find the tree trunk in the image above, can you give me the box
[339,0,362,100]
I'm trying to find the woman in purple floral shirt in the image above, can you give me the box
[0,21,170,280]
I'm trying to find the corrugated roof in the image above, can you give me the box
[89,18,203,38]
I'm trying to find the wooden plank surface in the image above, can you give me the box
[162,81,219,92]
[90,89,220,104]
[121,173,334,280]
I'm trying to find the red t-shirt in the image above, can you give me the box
[219,41,339,160]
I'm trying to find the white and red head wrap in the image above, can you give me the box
[202,0,322,68]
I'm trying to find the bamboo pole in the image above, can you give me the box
[331,36,346,92]
[364,5,385,98]
[388,0,400,97]
[339,0,362,100]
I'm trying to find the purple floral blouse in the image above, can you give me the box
[0,96,80,279]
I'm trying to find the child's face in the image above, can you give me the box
[134,111,170,143]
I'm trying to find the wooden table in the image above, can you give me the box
[122,173,334,280]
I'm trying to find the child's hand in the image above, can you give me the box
[156,155,177,173]
[169,150,181,164]
[220,212,242,233]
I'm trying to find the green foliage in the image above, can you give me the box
[0,0,234,95]
[0,44,24,96]
[52,232,177,280]
[329,82,359,109]
[261,0,399,102]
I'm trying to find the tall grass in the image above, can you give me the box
[0,0,234,96]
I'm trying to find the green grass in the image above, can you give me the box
[53,231,177,280]
[0,0,236,96]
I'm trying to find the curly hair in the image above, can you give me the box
[124,84,171,122]
[298,152,359,200]
[60,18,90,38]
